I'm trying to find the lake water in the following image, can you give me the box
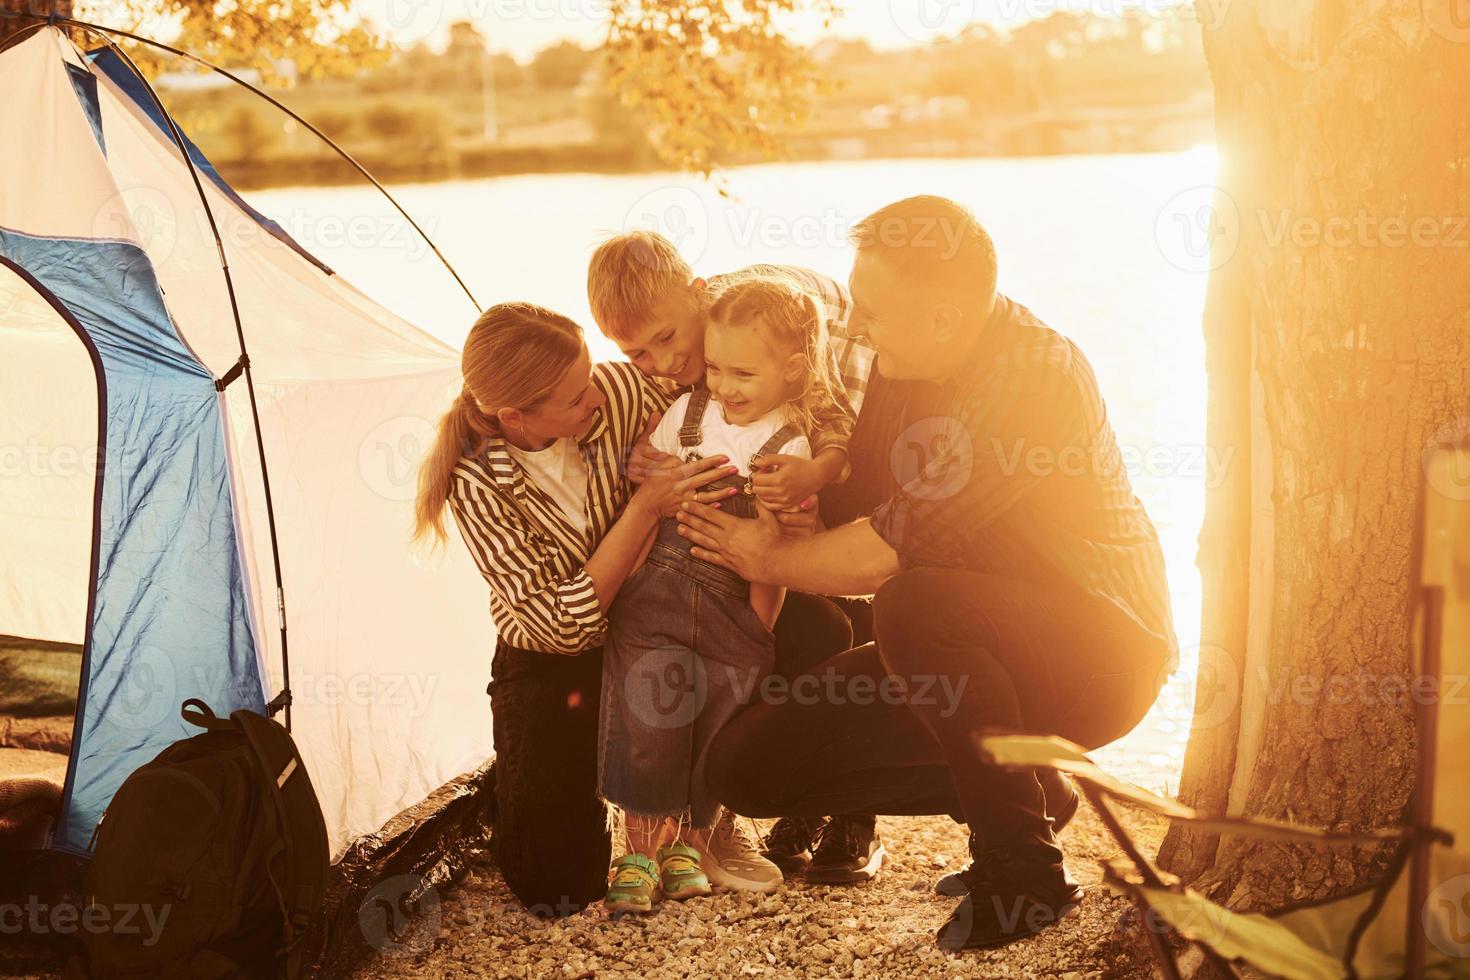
[253,149,1216,794]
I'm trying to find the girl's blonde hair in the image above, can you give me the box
[707,274,846,440]
[413,302,585,544]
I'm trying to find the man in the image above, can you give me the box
[586,233,890,889]
[675,196,1178,950]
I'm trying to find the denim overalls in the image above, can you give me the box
[597,389,802,829]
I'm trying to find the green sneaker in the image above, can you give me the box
[657,842,712,901]
[605,853,660,914]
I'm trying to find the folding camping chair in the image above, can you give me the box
[977,442,1470,980]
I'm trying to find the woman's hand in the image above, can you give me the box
[633,454,739,520]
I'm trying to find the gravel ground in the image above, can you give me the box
[351,803,1169,980]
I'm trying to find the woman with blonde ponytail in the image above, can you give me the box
[415,301,738,916]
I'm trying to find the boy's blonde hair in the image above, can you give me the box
[587,230,694,340]
[708,273,846,441]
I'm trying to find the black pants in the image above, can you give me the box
[487,591,852,915]
[706,568,1170,862]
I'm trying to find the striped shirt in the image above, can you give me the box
[867,295,1179,666]
[448,361,672,655]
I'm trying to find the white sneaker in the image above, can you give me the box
[702,809,783,893]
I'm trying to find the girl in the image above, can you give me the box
[413,302,735,915]
[597,275,850,913]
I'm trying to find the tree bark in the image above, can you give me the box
[1160,0,1470,910]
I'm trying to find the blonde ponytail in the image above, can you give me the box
[413,303,584,545]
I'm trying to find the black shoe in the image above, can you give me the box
[935,847,1083,951]
[761,815,828,875]
[805,814,885,884]
[936,772,1080,897]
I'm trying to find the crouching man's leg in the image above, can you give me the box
[872,568,1160,950]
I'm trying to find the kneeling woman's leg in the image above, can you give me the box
[489,642,611,916]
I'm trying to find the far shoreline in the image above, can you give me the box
[217,124,1215,193]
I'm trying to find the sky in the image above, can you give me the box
[350,0,1189,61]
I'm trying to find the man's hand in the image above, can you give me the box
[626,410,672,485]
[750,454,825,511]
[676,500,786,583]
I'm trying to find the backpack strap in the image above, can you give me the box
[181,698,236,733]
[677,388,711,453]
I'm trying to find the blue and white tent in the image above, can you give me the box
[0,28,492,859]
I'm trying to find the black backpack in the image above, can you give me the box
[66,699,329,979]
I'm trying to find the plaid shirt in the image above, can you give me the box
[868,295,1179,666]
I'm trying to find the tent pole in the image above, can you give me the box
[0,10,483,317]
[71,28,297,730]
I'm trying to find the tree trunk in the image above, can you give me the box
[0,0,70,52]
[1160,0,1470,910]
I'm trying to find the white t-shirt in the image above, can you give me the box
[652,393,811,476]
[504,437,592,541]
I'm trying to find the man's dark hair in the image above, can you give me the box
[850,195,998,308]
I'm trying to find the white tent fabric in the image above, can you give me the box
[0,29,494,859]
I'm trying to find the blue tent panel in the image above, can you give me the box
[0,229,266,855]
[64,62,105,155]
